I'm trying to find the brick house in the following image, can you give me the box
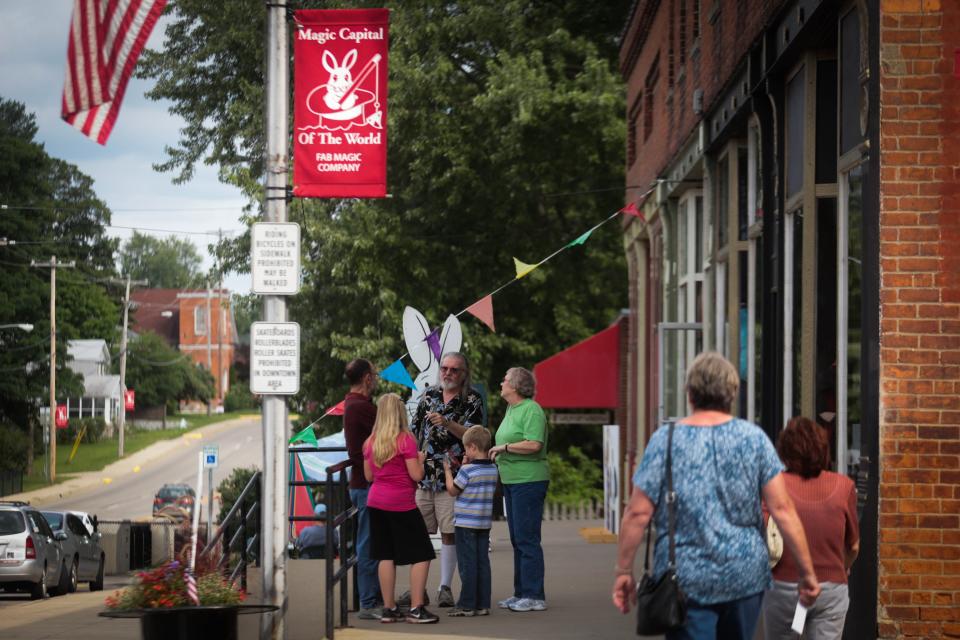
[129,288,236,409]
[620,0,958,637]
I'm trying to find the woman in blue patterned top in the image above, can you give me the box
[612,352,821,640]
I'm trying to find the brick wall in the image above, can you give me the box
[621,0,785,193]
[878,1,960,637]
[177,294,234,402]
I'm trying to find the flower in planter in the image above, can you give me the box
[105,560,246,610]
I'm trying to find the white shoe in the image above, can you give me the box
[497,596,519,609]
[508,598,547,612]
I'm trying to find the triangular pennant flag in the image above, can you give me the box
[424,328,442,360]
[619,202,645,220]
[465,295,496,332]
[290,453,315,537]
[381,359,418,390]
[323,400,345,417]
[567,228,594,247]
[514,257,538,279]
[289,424,318,446]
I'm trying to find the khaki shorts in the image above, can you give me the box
[415,488,455,535]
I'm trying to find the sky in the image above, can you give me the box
[1,1,251,293]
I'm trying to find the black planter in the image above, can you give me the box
[140,606,239,640]
[100,603,277,640]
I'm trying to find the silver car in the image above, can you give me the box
[0,502,69,599]
[40,510,105,593]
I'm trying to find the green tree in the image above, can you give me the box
[216,466,259,524]
[0,98,120,473]
[124,332,214,412]
[118,231,204,288]
[546,446,604,506]
[139,1,630,425]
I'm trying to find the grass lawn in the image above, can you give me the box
[21,411,259,492]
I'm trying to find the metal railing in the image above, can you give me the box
[288,445,357,640]
[200,470,261,592]
[0,470,23,497]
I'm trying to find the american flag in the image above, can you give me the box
[185,568,199,606]
[61,0,168,144]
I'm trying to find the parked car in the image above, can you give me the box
[0,501,69,599]
[153,483,198,521]
[40,510,104,592]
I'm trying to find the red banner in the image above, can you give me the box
[124,389,136,411]
[293,9,389,198]
[55,404,68,429]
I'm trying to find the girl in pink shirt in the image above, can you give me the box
[363,393,438,624]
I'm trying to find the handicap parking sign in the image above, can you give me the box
[203,445,219,469]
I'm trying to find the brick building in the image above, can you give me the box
[130,288,236,409]
[620,0,958,637]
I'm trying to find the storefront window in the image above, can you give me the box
[838,165,863,472]
[717,157,729,249]
[786,68,805,199]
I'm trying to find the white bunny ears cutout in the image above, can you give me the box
[401,307,462,411]
[402,306,462,374]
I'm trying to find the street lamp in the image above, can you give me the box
[0,323,33,331]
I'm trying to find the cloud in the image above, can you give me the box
[3,2,253,295]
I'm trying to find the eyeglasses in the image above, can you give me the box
[440,366,462,374]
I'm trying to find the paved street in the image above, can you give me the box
[10,415,263,521]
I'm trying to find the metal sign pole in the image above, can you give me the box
[262,1,289,638]
[207,467,214,538]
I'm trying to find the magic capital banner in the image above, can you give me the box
[293,9,389,198]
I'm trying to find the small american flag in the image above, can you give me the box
[185,568,199,606]
[61,0,168,144]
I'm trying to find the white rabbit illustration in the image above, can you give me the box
[322,49,358,111]
[402,306,462,419]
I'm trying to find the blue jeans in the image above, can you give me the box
[455,527,491,610]
[666,592,764,640]
[503,480,548,600]
[349,488,382,608]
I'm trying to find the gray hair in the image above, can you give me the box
[506,367,536,399]
[436,351,472,399]
[685,351,739,413]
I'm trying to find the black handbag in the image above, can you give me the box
[636,422,687,635]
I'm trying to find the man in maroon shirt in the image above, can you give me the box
[343,358,382,618]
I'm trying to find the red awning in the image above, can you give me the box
[533,322,620,409]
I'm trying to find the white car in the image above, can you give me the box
[40,510,105,592]
[0,501,69,599]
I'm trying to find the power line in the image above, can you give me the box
[1,203,247,213]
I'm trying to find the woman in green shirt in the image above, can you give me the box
[489,366,549,612]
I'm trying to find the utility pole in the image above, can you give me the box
[262,1,289,638]
[206,285,213,416]
[217,229,225,409]
[115,275,148,458]
[31,256,75,484]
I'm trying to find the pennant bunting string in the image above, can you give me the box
[452,192,653,325]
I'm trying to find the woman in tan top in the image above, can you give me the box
[762,416,860,640]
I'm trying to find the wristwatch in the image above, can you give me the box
[505,443,509,453]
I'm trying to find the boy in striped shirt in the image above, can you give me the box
[442,425,498,617]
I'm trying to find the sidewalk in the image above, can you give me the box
[0,519,636,640]
[278,518,636,640]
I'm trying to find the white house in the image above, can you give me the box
[65,339,123,427]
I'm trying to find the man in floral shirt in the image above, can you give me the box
[404,352,484,608]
